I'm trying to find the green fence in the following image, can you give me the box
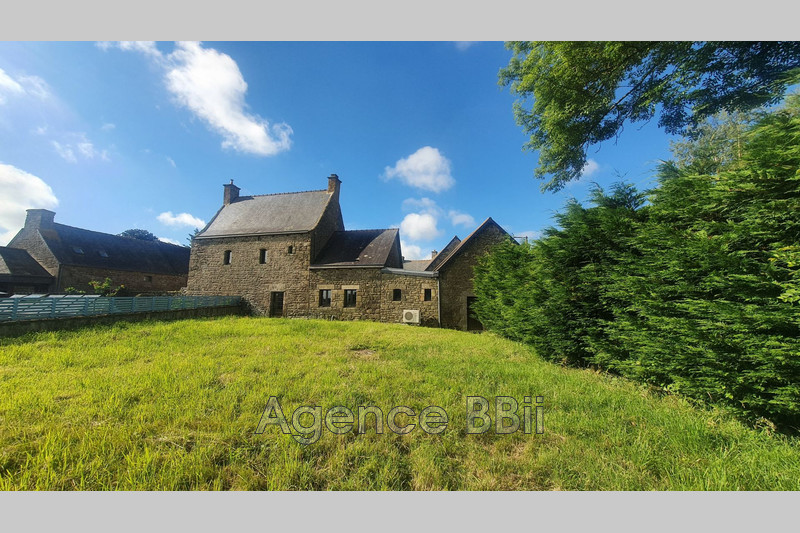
[0,295,241,322]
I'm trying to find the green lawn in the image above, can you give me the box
[1,316,798,490]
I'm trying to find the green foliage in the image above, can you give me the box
[88,277,126,297]
[499,41,800,190]
[2,317,800,490]
[118,228,159,241]
[474,96,800,429]
[63,287,86,295]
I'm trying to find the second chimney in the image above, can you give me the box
[431,250,438,259]
[25,209,56,230]
[327,173,341,197]
[223,179,240,205]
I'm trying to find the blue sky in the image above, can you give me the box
[0,41,676,259]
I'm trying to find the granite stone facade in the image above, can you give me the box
[186,175,512,330]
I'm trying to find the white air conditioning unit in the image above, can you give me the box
[402,309,420,324]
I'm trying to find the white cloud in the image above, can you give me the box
[51,134,109,163]
[0,163,58,245]
[158,237,182,246]
[399,212,441,242]
[448,210,475,228]
[101,122,116,131]
[0,68,49,104]
[102,41,293,156]
[51,141,77,163]
[454,42,478,51]
[166,157,176,168]
[400,240,426,261]
[581,158,600,178]
[402,197,441,216]
[384,146,455,193]
[157,211,206,229]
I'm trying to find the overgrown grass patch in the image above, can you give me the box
[1,316,798,490]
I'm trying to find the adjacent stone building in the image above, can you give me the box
[187,175,512,330]
[6,209,190,294]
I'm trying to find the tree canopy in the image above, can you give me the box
[499,41,800,191]
[118,228,159,241]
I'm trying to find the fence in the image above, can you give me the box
[0,295,242,322]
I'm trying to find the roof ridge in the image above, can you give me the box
[336,228,397,233]
[245,189,328,198]
[53,223,180,248]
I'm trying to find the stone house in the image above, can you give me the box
[6,209,190,294]
[186,175,512,330]
[0,246,54,296]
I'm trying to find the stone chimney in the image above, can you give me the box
[25,209,56,229]
[223,179,240,205]
[327,173,341,198]
[431,250,438,259]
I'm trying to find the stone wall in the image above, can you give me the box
[58,265,187,294]
[186,233,312,316]
[308,268,382,321]
[438,223,510,330]
[379,272,439,326]
[7,229,60,277]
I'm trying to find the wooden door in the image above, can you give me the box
[269,291,284,317]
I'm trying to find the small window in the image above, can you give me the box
[259,249,267,264]
[98,250,109,258]
[223,250,232,265]
[319,289,331,307]
[424,288,432,301]
[344,289,357,308]
[72,246,84,254]
[392,288,402,302]
[288,245,294,255]
[143,275,152,282]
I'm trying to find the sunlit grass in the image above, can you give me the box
[1,316,798,490]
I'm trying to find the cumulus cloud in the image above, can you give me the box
[399,212,441,242]
[384,146,454,193]
[402,197,441,216]
[448,210,475,228]
[400,240,426,261]
[0,163,58,245]
[581,158,600,178]
[101,41,293,156]
[157,211,206,229]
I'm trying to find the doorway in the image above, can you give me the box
[466,296,483,331]
[269,291,285,317]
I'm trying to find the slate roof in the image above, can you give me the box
[37,224,190,275]
[0,247,53,281]
[402,259,433,271]
[311,229,402,268]
[427,218,511,272]
[425,236,462,271]
[196,190,334,238]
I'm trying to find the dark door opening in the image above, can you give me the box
[466,296,483,331]
[269,291,285,317]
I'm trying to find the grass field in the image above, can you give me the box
[1,316,799,490]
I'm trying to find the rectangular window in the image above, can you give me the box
[392,288,402,301]
[143,275,152,282]
[259,249,267,264]
[223,250,232,265]
[424,288,432,301]
[319,289,331,307]
[288,245,294,254]
[344,289,357,308]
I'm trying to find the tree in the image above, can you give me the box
[118,228,159,241]
[499,41,800,191]
[186,228,201,246]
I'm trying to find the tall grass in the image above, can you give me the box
[1,317,799,490]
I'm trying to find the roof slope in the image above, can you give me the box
[37,224,190,275]
[425,235,462,271]
[0,247,53,279]
[197,190,334,238]
[428,218,511,272]
[311,229,401,268]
